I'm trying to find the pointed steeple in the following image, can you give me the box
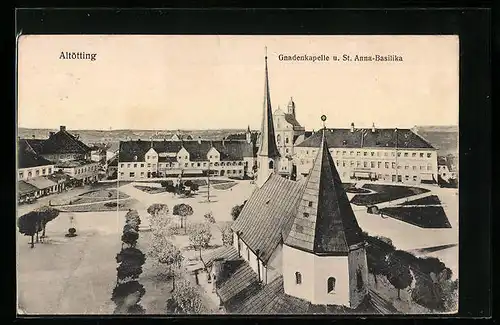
[258,48,280,158]
[285,128,364,254]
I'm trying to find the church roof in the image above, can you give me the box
[284,113,303,128]
[296,128,435,149]
[30,128,91,155]
[285,129,364,254]
[257,55,280,158]
[231,174,306,264]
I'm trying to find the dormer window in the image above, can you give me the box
[303,212,310,218]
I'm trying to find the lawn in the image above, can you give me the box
[212,182,237,190]
[379,206,451,229]
[401,195,442,206]
[350,184,430,206]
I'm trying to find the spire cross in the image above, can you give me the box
[265,46,268,59]
[321,115,327,129]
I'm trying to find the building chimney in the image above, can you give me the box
[60,125,66,132]
[222,138,225,147]
[372,122,376,133]
[198,136,202,144]
[49,131,55,137]
[350,122,355,133]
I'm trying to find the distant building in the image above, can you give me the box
[117,138,255,181]
[294,124,438,185]
[170,133,193,141]
[17,139,60,202]
[438,154,458,183]
[21,125,99,185]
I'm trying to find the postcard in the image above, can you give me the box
[17,35,459,315]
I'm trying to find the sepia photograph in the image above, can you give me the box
[16,34,459,315]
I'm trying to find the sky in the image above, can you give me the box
[17,35,459,131]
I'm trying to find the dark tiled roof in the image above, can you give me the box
[119,140,254,162]
[25,139,45,154]
[18,140,54,169]
[107,156,118,166]
[217,260,262,310]
[286,130,364,254]
[296,128,435,149]
[18,180,38,195]
[34,130,91,155]
[203,246,240,269]
[231,175,306,263]
[226,133,246,141]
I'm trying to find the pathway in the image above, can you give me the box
[375,192,433,209]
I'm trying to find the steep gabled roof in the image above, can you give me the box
[39,129,91,155]
[18,140,54,169]
[257,55,280,158]
[285,129,364,254]
[296,128,435,149]
[231,174,306,263]
[284,113,303,129]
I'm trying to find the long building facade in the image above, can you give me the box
[117,138,255,181]
[293,124,438,184]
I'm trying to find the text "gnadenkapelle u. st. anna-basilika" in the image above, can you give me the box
[278,53,403,62]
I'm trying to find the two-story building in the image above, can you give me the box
[17,139,59,202]
[294,123,438,185]
[21,125,99,186]
[117,138,255,181]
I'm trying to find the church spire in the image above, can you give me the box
[258,47,280,158]
[285,119,364,254]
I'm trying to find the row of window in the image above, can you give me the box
[121,161,246,169]
[19,167,52,179]
[295,272,337,294]
[121,169,244,178]
[334,160,433,171]
[73,165,98,175]
[301,149,433,159]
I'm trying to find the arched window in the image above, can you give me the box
[269,160,274,169]
[277,135,281,144]
[327,277,336,293]
[285,137,289,144]
[295,272,302,284]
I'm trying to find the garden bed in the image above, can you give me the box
[379,206,451,228]
[67,189,130,205]
[133,185,166,194]
[57,199,139,212]
[351,184,430,206]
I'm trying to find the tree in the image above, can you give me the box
[17,212,41,248]
[385,250,414,299]
[221,224,234,246]
[35,206,60,239]
[157,240,184,291]
[184,180,193,188]
[147,203,171,234]
[111,280,146,314]
[173,204,194,229]
[190,183,199,193]
[122,229,139,248]
[166,278,207,314]
[125,210,141,231]
[188,223,212,264]
[230,201,246,221]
